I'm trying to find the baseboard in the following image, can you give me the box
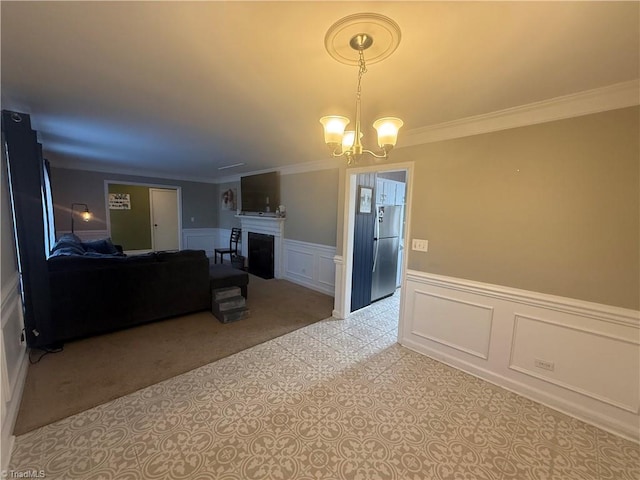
[401,338,638,443]
[400,270,640,442]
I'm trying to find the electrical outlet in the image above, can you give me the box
[412,239,428,252]
[534,359,555,372]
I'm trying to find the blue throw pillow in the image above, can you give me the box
[82,238,119,255]
[51,233,85,256]
[57,233,82,244]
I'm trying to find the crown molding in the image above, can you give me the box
[50,80,639,183]
[399,80,640,148]
[49,158,220,184]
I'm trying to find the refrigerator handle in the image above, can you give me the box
[372,208,380,272]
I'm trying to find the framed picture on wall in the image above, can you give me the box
[108,193,131,210]
[221,188,236,210]
[358,186,373,214]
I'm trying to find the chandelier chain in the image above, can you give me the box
[356,48,368,101]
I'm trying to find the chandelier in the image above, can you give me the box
[320,13,403,165]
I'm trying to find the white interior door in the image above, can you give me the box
[150,188,179,251]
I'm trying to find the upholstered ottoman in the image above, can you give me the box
[209,264,249,299]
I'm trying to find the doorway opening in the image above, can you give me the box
[334,161,414,333]
[104,181,182,254]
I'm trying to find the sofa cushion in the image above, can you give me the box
[156,250,207,262]
[50,241,85,257]
[58,233,83,244]
[50,233,85,257]
[48,252,156,272]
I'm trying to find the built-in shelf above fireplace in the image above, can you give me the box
[236,215,285,278]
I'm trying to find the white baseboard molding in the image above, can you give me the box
[401,270,640,442]
[282,239,336,296]
[402,337,638,442]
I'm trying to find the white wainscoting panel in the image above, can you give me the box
[401,270,640,442]
[411,290,493,360]
[1,273,28,470]
[282,239,336,296]
[182,228,218,258]
[510,314,639,414]
[216,228,232,252]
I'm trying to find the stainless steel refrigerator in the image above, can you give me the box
[371,205,402,302]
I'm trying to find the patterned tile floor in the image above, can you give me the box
[9,291,639,479]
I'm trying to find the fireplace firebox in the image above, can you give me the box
[248,232,274,279]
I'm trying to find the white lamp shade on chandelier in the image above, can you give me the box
[319,116,350,147]
[373,117,404,149]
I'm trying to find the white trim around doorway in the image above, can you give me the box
[103,180,183,251]
[333,161,415,333]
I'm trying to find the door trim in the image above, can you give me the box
[149,187,180,252]
[103,180,182,251]
[335,161,414,328]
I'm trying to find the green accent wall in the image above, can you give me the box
[108,184,152,250]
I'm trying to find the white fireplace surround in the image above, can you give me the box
[236,215,285,278]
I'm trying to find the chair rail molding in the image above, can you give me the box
[401,270,640,442]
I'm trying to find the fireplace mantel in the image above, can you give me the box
[236,215,285,278]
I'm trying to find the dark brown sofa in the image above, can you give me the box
[44,244,210,347]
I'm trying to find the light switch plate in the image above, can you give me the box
[412,239,428,252]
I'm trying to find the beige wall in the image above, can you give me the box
[337,107,639,310]
[281,168,339,246]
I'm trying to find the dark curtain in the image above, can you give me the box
[2,110,53,347]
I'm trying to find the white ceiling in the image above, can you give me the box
[2,1,638,183]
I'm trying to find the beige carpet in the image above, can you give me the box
[14,275,333,435]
